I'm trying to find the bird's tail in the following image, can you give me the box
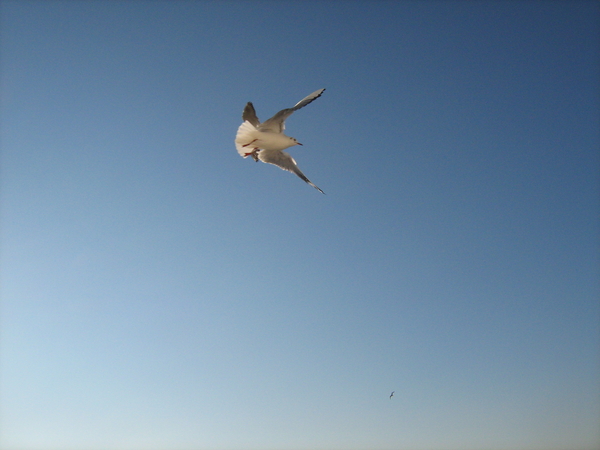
[235,121,259,157]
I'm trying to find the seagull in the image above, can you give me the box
[389,391,395,399]
[235,88,326,194]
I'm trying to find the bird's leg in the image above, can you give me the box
[243,148,260,161]
[242,139,258,148]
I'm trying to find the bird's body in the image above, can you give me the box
[236,121,299,153]
[235,88,326,194]
[389,391,395,399]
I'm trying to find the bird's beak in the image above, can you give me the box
[297,142,303,146]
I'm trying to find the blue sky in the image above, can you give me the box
[1,1,599,449]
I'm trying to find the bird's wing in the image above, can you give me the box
[258,150,325,194]
[259,88,326,133]
[293,88,326,110]
[242,102,260,127]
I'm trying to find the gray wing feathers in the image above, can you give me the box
[259,88,326,133]
[292,88,326,111]
[258,150,325,194]
[259,108,294,132]
[242,102,260,127]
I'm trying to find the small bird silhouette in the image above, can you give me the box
[389,391,395,399]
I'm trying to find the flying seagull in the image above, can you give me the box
[389,391,395,399]
[235,88,326,194]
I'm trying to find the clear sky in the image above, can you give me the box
[1,1,599,450]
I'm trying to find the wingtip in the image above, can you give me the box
[312,184,325,194]
[314,88,326,99]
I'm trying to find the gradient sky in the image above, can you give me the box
[1,1,599,450]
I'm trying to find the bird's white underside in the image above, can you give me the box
[235,121,299,155]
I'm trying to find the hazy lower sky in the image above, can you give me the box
[1,1,599,450]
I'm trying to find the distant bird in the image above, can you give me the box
[235,88,326,194]
[389,391,395,399]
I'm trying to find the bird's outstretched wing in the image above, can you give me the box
[259,88,326,133]
[292,88,326,110]
[258,149,325,194]
[242,102,260,127]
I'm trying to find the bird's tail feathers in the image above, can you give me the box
[235,120,259,157]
